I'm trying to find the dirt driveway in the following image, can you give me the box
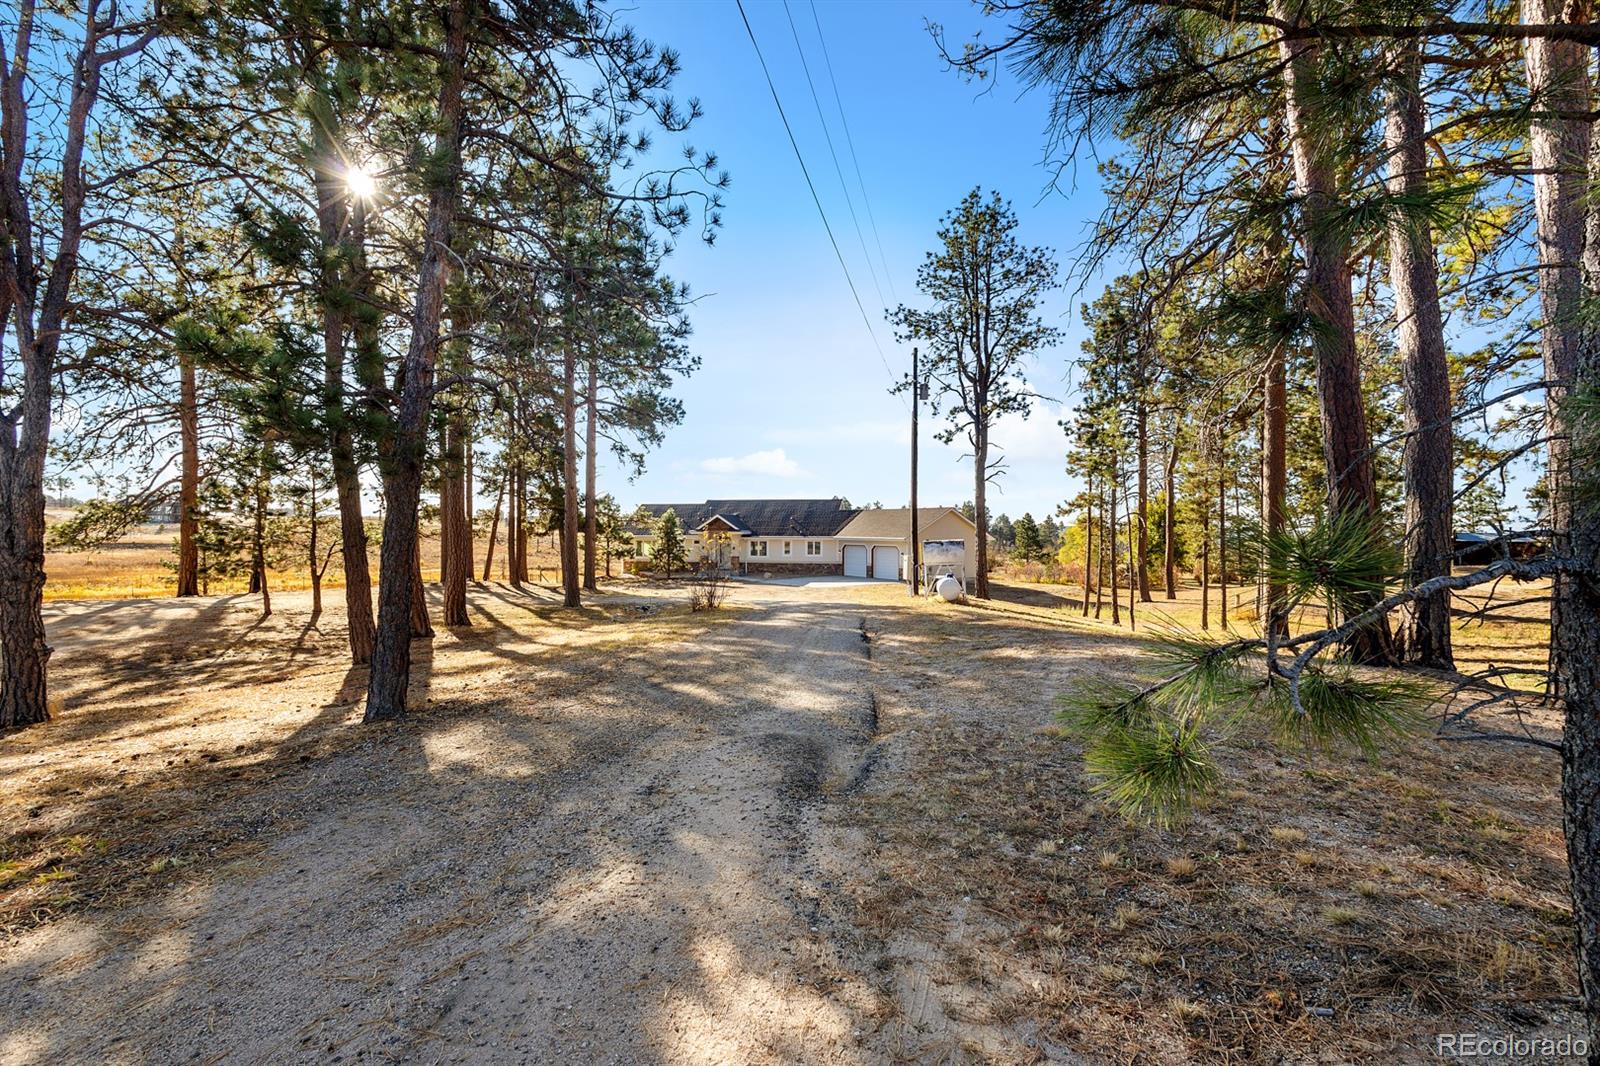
[1,585,910,1065]
[1,579,1576,1064]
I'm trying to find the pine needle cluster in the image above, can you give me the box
[1058,513,1429,826]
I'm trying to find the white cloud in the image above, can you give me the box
[699,448,807,479]
[987,395,1071,463]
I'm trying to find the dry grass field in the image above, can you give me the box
[0,573,1577,1062]
[836,580,1573,1061]
[41,511,569,601]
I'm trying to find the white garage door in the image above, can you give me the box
[843,544,868,578]
[871,546,901,581]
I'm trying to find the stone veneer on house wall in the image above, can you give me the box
[740,562,845,577]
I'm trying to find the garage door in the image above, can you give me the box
[843,544,868,578]
[871,546,901,581]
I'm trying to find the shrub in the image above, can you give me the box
[1006,559,1081,585]
[689,568,730,611]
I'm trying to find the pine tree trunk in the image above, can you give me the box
[463,428,473,580]
[1109,482,1121,627]
[511,462,528,587]
[436,303,469,620]
[1218,470,1229,630]
[410,526,433,639]
[1523,0,1600,1041]
[364,0,466,722]
[483,475,504,581]
[1163,432,1178,600]
[562,343,582,607]
[312,113,374,666]
[974,425,991,599]
[1200,496,1211,632]
[508,465,520,587]
[1524,1,1590,523]
[367,491,418,721]
[1275,0,1393,663]
[0,553,49,729]
[1262,340,1289,638]
[1567,163,1600,1066]
[1094,485,1105,619]
[1126,511,1136,630]
[583,358,599,591]
[442,416,470,627]
[1557,564,1600,1065]
[1386,39,1455,669]
[307,470,321,616]
[309,510,322,617]
[0,321,50,730]
[1555,354,1600,1056]
[439,423,453,593]
[0,484,49,727]
[1136,404,1151,601]
[331,450,373,663]
[253,483,271,619]
[0,2,137,729]
[1082,485,1094,617]
[176,349,200,597]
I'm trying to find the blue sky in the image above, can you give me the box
[46,0,1110,523]
[600,0,1113,521]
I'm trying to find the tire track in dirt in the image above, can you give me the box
[415,596,885,1064]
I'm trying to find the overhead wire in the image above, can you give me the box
[781,0,886,310]
[733,0,906,407]
[807,0,899,304]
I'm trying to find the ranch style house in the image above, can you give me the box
[626,498,977,582]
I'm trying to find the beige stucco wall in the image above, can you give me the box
[835,511,978,582]
[742,536,841,564]
[630,510,977,579]
[630,534,842,565]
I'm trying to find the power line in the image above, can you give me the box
[733,0,903,405]
[808,0,899,304]
[781,0,885,311]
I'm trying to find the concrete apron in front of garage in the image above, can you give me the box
[732,574,886,588]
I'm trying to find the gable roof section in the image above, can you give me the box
[699,513,753,535]
[628,499,856,537]
[837,507,975,540]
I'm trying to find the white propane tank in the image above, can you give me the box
[935,574,964,602]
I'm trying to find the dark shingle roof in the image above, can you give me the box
[628,499,856,537]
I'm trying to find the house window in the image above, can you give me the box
[783,541,792,555]
[749,540,768,557]
[806,541,822,556]
[635,540,649,558]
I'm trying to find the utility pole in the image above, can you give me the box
[909,346,920,596]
